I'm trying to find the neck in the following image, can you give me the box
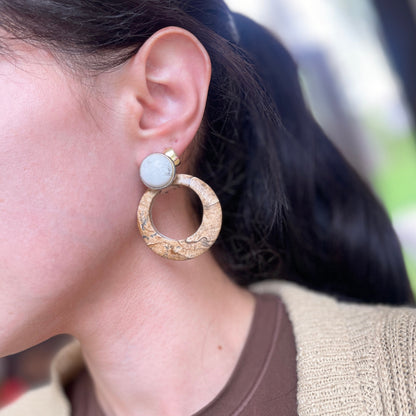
[68,244,255,416]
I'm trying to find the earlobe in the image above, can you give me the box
[121,27,211,157]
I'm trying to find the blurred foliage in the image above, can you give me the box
[366,118,416,293]
[372,134,416,213]
[404,254,416,295]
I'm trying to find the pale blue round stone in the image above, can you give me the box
[140,153,175,190]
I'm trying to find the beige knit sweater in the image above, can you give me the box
[1,280,415,415]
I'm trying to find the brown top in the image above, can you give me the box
[66,293,297,415]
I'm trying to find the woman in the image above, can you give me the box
[0,1,414,415]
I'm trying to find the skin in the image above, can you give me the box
[0,27,256,415]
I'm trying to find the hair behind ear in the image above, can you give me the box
[205,12,414,305]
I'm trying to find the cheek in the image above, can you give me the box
[0,51,142,356]
[0,67,137,302]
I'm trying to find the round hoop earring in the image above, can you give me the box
[137,149,222,261]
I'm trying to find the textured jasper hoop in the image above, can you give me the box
[137,174,222,260]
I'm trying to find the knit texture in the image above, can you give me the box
[252,281,416,416]
[1,280,415,415]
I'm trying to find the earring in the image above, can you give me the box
[137,149,222,260]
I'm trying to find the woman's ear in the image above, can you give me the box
[119,27,211,157]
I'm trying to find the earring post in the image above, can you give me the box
[164,148,181,167]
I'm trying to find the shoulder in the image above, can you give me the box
[250,279,416,415]
[0,385,69,416]
[0,342,82,416]
[250,279,416,334]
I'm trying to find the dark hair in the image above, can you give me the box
[0,1,413,305]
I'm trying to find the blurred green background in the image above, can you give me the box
[370,122,416,293]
